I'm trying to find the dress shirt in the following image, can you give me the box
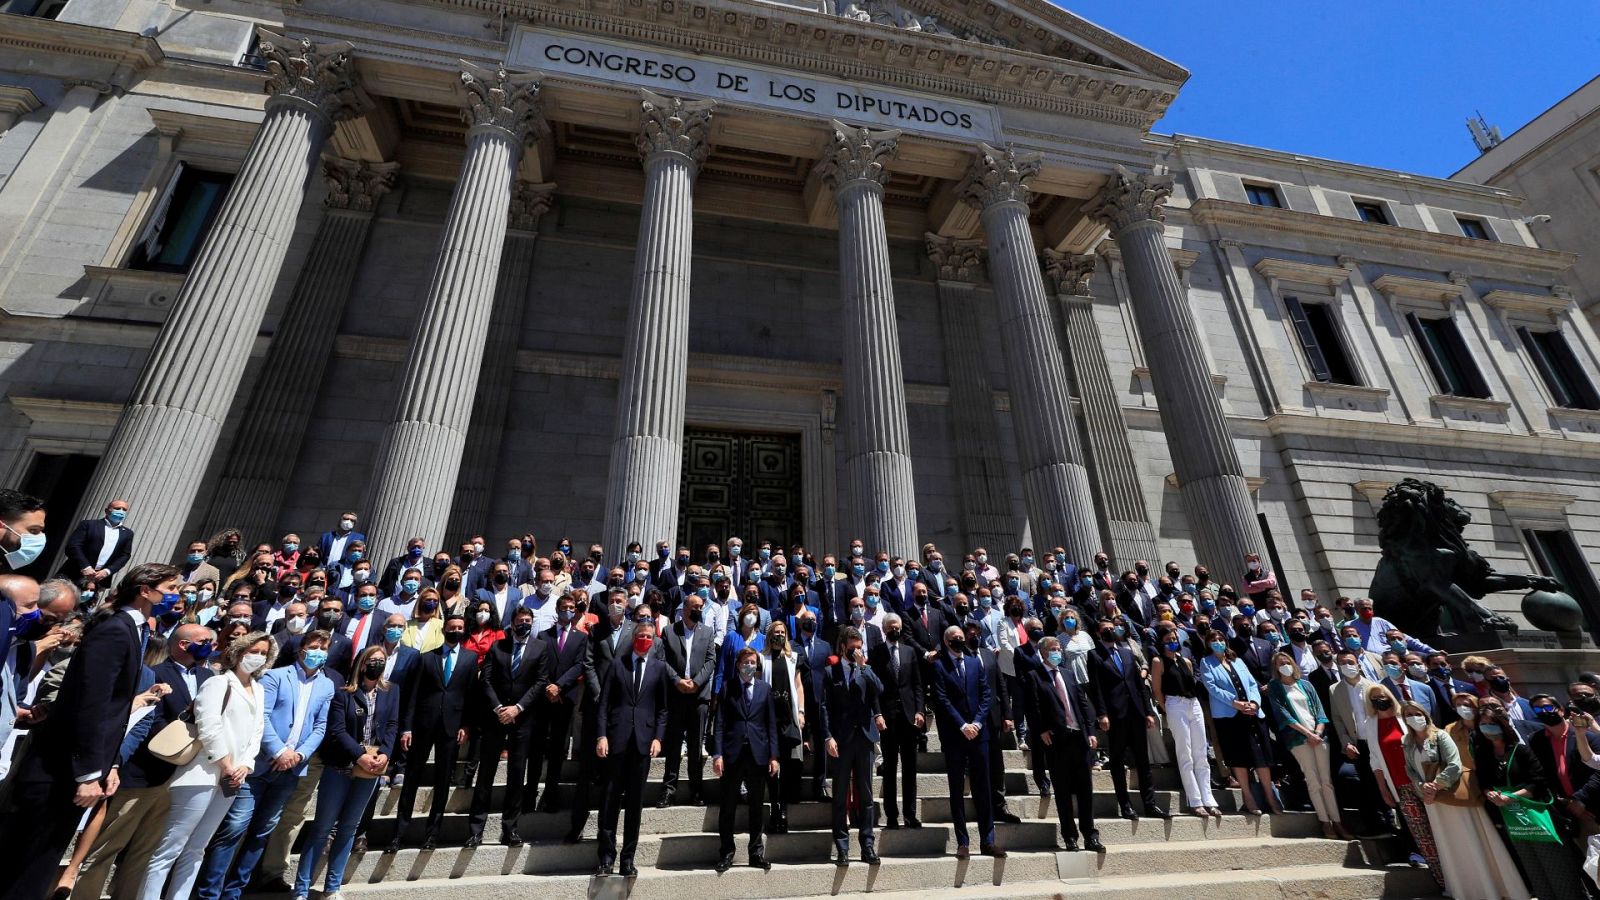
[283,666,318,749]
[96,522,120,568]
[328,534,350,565]
[263,600,291,630]
[517,592,558,633]
[1353,616,1436,656]
[381,643,402,681]
[1050,666,1079,730]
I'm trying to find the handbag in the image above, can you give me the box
[351,744,388,779]
[1500,746,1562,844]
[151,676,233,767]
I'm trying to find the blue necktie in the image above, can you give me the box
[1112,649,1124,676]
[443,649,455,683]
[511,642,523,677]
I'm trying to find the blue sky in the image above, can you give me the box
[1064,1,1598,179]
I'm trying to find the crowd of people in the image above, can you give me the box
[0,487,1597,900]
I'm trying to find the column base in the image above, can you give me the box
[603,432,684,553]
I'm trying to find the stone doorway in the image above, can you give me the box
[678,428,803,556]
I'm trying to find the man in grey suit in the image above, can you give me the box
[656,585,718,806]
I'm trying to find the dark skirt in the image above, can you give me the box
[1214,712,1274,770]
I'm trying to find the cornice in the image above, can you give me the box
[7,396,123,429]
[0,85,42,118]
[1480,289,1571,319]
[1253,258,1349,289]
[1371,274,1465,305]
[1190,199,1577,277]
[0,16,163,75]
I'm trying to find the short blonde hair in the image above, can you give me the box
[1363,683,1400,718]
[221,630,276,680]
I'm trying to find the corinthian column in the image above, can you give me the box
[72,32,359,563]
[363,64,543,563]
[446,182,555,543]
[814,121,918,560]
[600,91,714,558]
[204,158,397,541]
[959,143,1098,561]
[926,235,1015,551]
[1041,250,1159,566]
[1085,165,1265,572]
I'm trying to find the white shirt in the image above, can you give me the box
[328,533,350,564]
[517,591,557,633]
[377,596,416,620]
[381,643,402,680]
[96,522,120,568]
[283,667,317,749]
[263,600,291,630]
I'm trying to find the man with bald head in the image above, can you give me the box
[62,498,135,594]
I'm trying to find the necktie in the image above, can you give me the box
[558,628,567,655]
[611,629,620,651]
[745,681,753,706]
[891,643,900,676]
[443,648,455,683]
[1055,669,1078,730]
[846,663,854,689]
[1400,683,1412,701]
[634,657,643,694]
[1112,649,1125,676]
[512,641,523,677]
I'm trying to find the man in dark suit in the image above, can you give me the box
[1424,651,1476,726]
[568,590,634,843]
[929,626,1006,859]
[1090,623,1167,819]
[965,620,1021,824]
[792,608,832,801]
[812,555,854,640]
[656,589,717,806]
[0,562,179,900]
[317,512,365,573]
[842,595,885,655]
[388,612,479,851]
[901,581,951,655]
[338,580,385,651]
[533,593,587,813]
[1526,689,1600,898]
[1025,635,1103,851]
[60,499,134,592]
[467,607,549,847]
[820,626,886,866]
[379,538,430,597]
[595,619,668,878]
[868,611,923,829]
[711,646,779,873]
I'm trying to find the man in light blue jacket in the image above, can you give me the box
[196,631,337,900]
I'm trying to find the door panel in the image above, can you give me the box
[679,429,801,554]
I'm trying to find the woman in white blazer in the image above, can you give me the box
[140,632,272,900]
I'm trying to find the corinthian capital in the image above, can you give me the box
[958,142,1039,210]
[258,30,361,121]
[637,90,716,169]
[925,233,983,283]
[1085,164,1173,232]
[1040,249,1097,297]
[460,61,545,145]
[322,158,398,213]
[507,182,557,232]
[814,120,900,191]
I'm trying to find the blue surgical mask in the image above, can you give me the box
[1046,651,1064,667]
[384,626,405,643]
[409,546,425,558]
[1062,616,1077,630]
[188,640,215,660]
[1111,626,1126,639]
[3,530,46,569]
[1343,636,1362,651]
[348,551,363,562]
[1389,639,1406,653]
[695,586,711,600]
[303,649,328,670]
[1384,663,1402,678]
[107,509,126,526]
[187,552,205,565]
[402,579,421,593]
[866,595,879,608]
[876,560,889,574]
[1210,641,1227,655]
[758,548,771,560]
[852,564,865,576]
[824,565,836,578]
[1164,640,1182,653]
[357,595,377,612]
[1239,605,1256,617]
[1479,723,1503,739]
[1266,632,1282,646]
[507,549,522,560]
[149,592,180,618]
[283,542,299,554]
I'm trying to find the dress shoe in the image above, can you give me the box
[686,793,706,807]
[981,843,1006,858]
[619,861,638,878]
[996,811,1022,825]
[885,818,900,830]
[1084,834,1105,853]
[535,798,558,814]
[384,838,403,855]
[833,848,850,867]
[818,790,832,803]
[1060,835,1079,852]
[352,835,367,855]
[420,833,437,851]
[655,794,674,809]
[955,844,970,860]
[595,862,614,877]
[904,817,923,829]
[716,854,734,873]
[750,855,771,871]
[463,833,482,848]
[1144,803,1169,819]
[501,827,523,848]
[1118,803,1138,820]
[250,877,293,895]
[861,847,880,865]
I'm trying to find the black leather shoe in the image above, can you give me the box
[819,790,832,803]
[535,797,557,814]
[384,838,403,854]
[996,811,1023,824]
[1118,803,1138,820]
[463,833,482,848]
[750,855,771,871]
[981,843,1006,858]
[420,833,437,851]
[1060,836,1079,852]
[1144,802,1169,819]
[595,862,614,877]
[1084,834,1105,853]
[862,847,880,865]
[833,848,850,867]
[885,818,900,830]
[955,844,970,860]
[687,793,705,807]
[619,861,638,878]
[904,817,923,829]
[715,854,734,873]
[655,794,673,809]
[501,828,523,847]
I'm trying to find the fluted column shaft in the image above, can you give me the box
[818,122,917,559]
[1088,167,1265,572]
[447,183,552,544]
[204,159,396,541]
[70,33,357,565]
[961,145,1098,561]
[601,92,715,557]
[364,65,543,563]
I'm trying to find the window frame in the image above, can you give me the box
[1352,199,1390,225]
[1405,311,1492,399]
[1243,182,1283,209]
[1517,324,1600,411]
[1456,216,1492,240]
[126,163,235,274]
[1283,295,1363,386]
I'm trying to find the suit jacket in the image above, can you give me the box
[481,635,551,719]
[274,632,355,682]
[379,643,421,696]
[792,634,831,710]
[658,621,718,702]
[598,652,670,755]
[584,619,637,705]
[402,644,480,736]
[321,683,401,768]
[1382,676,1436,721]
[255,665,336,776]
[1024,664,1099,743]
[319,529,367,566]
[868,639,924,727]
[819,659,883,747]
[21,609,143,782]
[902,602,951,654]
[379,552,431,597]
[542,623,589,705]
[713,676,780,766]
[61,518,134,579]
[1091,644,1152,722]
[1307,664,1338,718]
[929,651,992,742]
[121,658,212,788]
[973,647,1011,730]
[1526,724,1600,809]
[880,578,912,614]
[812,577,855,632]
[1327,676,1377,749]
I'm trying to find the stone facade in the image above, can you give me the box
[0,0,1597,645]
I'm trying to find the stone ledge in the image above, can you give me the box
[1303,380,1389,413]
[1428,393,1511,424]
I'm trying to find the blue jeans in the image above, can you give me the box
[196,768,302,900]
[293,768,380,895]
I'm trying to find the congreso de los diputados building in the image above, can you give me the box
[5,3,1600,660]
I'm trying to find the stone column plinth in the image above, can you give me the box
[363,64,543,563]
[959,144,1099,562]
[926,235,1015,552]
[599,91,714,557]
[1086,165,1266,572]
[815,121,918,560]
[71,32,359,563]
[446,182,554,544]
[204,158,396,541]
[1041,251,1160,566]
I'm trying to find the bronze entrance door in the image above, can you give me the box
[678,429,802,556]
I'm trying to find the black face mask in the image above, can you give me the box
[1026,627,1044,642]
[1489,676,1511,692]
[1534,709,1565,726]
[1370,697,1393,711]
[364,660,385,679]
[1288,631,1307,643]
[319,613,341,628]
[280,584,299,598]
[884,629,901,641]
[686,608,701,624]
[493,574,508,586]
[443,630,466,644]
[1576,695,1600,714]
[513,622,533,638]
[800,619,817,634]
[946,641,964,653]
[445,578,461,590]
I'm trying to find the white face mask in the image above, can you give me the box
[742,614,757,629]
[286,616,308,635]
[240,653,269,674]
[1404,715,1428,732]
[1407,664,1428,681]
[1339,664,1360,680]
[892,565,905,579]
[1277,664,1294,677]
[475,611,491,624]
[199,589,215,604]
[537,584,553,598]
[1455,705,1476,721]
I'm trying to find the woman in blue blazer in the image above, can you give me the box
[294,645,401,899]
[1197,630,1282,815]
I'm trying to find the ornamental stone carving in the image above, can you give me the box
[958,142,1040,210]
[1084,164,1174,232]
[1040,249,1096,297]
[925,233,983,283]
[258,30,361,120]
[321,159,397,213]
[507,181,557,232]
[815,120,900,190]
[637,90,716,169]
[459,61,545,144]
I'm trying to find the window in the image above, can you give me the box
[15,452,98,579]
[1406,312,1491,398]
[1518,326,1600,410]
[1284,296,1361,385]
[1244,183,1282,208]
[1523,528,1600,644]
[128,165,234,273]
[1354,201,1389,225]
[16,0,68,17]
[1457,216,1492,240]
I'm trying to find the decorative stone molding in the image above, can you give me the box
[1253,258,1350,289]
[258,30,362,121]
[957,142,1039,209]
[0,85,42,134]
[1550,407,1600,436]
[322,158,398,212]
[1430,393,1512,425]
[1353,480,1393,513]
[8,396,124,430]
[506,181,557,231]
[925,233,983,283]
[460,61,545,144]
[815,120,900,189]
[1480,289,1571,321]
[1371,274,1465,311]
[1039,248,1095,297]
[1164,472,1266,493]
[1084,164,1173,232]
[1489,489,1578,519]
[76,266,187,323]
[637,89,715,168]
[1303,380,1390,414]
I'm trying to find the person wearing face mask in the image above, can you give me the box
[709,647,780,873]
[1024,636,1102,851]
[1089,622,1167,819]
[177,540,223,589]
[513,570,561,636]
[1266,652,1346,838]
[1482,666,1535,722]
[1150,623,1220,818]
[1422,653,1474,726]
[378,567,426,623]
[565,591,635,843]
[465,607,549,848]
[0,489,46,577]
[787,610,830,802]
[133,631,269,900]
[462,598,505,663]
[1241,552,1277,604]
[656,591,719,808]
[378,538,428,597]
[268,534,301,581]
[388,613,479,852]
[317,513,364,576]
[1361,684,1434,874]
[926,625,1006,859]
[811,554,854,641]
[339,583,384,652]
[1349,596,1436,657]
[473,561,523,629]
[333,555,374,606]
[61,499,134,593]
[755,620,805,833]
[594,621,668,878]
[1523,691,1600,872]
[1335,624,1386,683]
[196,632,337,900]
[868,612,924,830]
[1198,629,1280,816]
[532,593,591,816]
[1472,701,1588,900]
